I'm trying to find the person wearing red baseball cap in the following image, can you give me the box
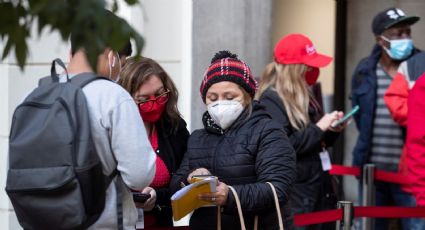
[256,33,347,228]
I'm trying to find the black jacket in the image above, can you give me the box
[150,117,189,226]
[170,102,296,230]
[258,88,339,180]
[351,45,421,168]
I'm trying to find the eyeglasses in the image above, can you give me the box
[135,90,170,111]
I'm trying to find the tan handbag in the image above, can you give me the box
[217,182,284,230]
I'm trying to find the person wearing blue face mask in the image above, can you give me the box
[380,35,413,61]
[351,7,424,230]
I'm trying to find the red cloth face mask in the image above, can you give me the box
[305,67,320,85]
[138,97,168,123]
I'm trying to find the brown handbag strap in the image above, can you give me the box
[229,186,247,230]
[217,183,283,230]
[266,182,284,230]
[217,186,247,230]
[217,206,222,230]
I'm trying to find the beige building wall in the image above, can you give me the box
[272,0,336,96]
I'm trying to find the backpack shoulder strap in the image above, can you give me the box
[38,76,54,86]
[38,73,109,88]
[106,170,118,185]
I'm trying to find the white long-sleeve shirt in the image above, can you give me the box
[79,77,156,229]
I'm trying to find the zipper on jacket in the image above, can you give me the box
[212,135,226,176]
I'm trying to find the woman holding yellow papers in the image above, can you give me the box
[170,51,296,229]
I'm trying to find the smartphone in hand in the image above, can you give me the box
[331,105,360,128]
[132,192,151,203]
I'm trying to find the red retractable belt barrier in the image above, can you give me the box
[329,164,409,185]
[294,206,425,226]
[294,209,343,227]
[329,165,360,177]
[355,206,425,218]
[374,170,409,185]
[294,164,422,227]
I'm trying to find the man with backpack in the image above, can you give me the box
[69,36,156,230]
[6,10,156,230]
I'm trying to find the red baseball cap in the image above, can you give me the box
[274,34,333,68]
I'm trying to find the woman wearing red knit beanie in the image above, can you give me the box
[171,50,296,230]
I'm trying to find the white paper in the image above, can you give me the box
[319,149,332,171]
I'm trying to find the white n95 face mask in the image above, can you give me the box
[207,100,244,130]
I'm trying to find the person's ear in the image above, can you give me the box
[376,35,388,48]
[375,35,382,45]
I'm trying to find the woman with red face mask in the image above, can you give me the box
[119,57,190,230]
[255,34,347,229]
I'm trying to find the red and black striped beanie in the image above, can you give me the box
[200,50,258,103]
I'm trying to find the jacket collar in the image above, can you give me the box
[202,112,224,135]
[357,44,421,89]
[357,45,382,75]
[359,44,421,75]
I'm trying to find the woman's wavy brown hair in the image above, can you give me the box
[118,56,181,131]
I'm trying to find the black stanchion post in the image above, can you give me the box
[362,164,376,230]
[336,201,353,230]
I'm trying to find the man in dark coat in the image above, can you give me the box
[351,7,424,230]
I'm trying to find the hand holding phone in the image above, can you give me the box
[132,192,151,203]
[331,105,359,128]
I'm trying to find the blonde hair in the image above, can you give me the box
[255,62,311,130]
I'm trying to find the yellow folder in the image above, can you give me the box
[171,176,217,221]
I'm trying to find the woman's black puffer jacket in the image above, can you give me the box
[258,88,340,221]
[170,102,296,230]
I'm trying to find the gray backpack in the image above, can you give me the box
[6,59,114,230]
